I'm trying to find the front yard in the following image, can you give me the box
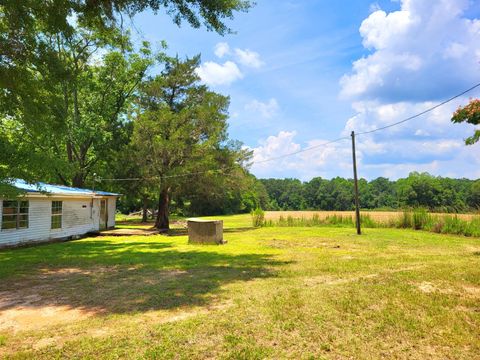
[0,215,479,359]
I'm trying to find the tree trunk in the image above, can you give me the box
[155,187,170,230]
[142,196,148,223]
[72,173,84,188]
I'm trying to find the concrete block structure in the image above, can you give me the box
[187,218,224,245]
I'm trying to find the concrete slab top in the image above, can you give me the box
[186,218,222,223]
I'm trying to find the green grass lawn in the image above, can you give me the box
[0,214,479,359]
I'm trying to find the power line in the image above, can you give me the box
[253,136,349,164]
[98,81,480,183]
[356,82,480,136]
[98,137,350,182]
[99,169,239,182]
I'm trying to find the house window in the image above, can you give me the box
[1,200,29,230]
[51,201,63,229]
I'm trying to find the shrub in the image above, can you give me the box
[397,211,413,229]
[413,208,430,230]
[326,214,353,227]
[360,214,377,228]
[251,207,265,227]
[442,215,464,235]
[425,214,443,233]
[465,216,480,237]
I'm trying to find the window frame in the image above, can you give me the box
[51,201,63,230]
[1,200,29,230]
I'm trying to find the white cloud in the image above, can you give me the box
[343,99,468,137]
[245,98,279,118]
[339,97,480,179]
[214,42,230,58]
[360,8,413,50]
[250,131,352,180]
[443,42,468,59]
[248,126,480,180]
[330,0,480,180]
[252,131,300,166]
[234,48,264,68]
[414,129,430,137]
[195,61,243,86]
[196,43,263,87]
[361,144,480,179]
[340,0,480,101]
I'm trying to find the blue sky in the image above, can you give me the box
[133,0,480,180]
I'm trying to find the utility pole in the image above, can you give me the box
[351,131,361,235]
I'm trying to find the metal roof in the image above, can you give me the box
[12,179,119,197]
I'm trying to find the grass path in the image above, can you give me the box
[0,214,479,359]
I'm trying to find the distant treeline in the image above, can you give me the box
[260,172,480,213]
[118,171,479,217]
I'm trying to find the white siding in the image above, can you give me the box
[0,196,117,247]
[107,196,116,228]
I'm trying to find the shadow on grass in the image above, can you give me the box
[0,238,286,315]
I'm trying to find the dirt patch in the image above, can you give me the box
[268,238,337,249]
[32,336,63,350]
[37,266,122,277]
[304,273,380,287]
[418,282,437,293]
[416,282,479,298]
[304,266,424,287]
[28,300,234,351]
[141,300,234,325]
[463,285,480,296]
[0,267,190,332]
[0,305,99,332]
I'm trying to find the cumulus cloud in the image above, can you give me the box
[331,0,480,180]
[342,97,478,164]
[249,129,480,180]
[249,131,353,180]
[252,131,300,165]
[214,42,230,58]
[234,48,264,68]
[340,0,480,101]
[195,61,243,86]
[196,43,263,86]
[213,42,264,67]
[245,98,279,118]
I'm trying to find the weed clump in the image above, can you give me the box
[251,207,265,227]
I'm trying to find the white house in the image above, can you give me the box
[0,179,119,248]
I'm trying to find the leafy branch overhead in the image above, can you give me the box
[0,0,253,193]
[451,98,480,145]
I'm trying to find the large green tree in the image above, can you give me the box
[1,22,155,188]
[0,0,252,192]
[131,55,249,229]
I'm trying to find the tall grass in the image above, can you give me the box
[264,209,480,237]
[268,214,355,227]
[251,207,265,227]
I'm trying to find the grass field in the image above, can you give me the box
[264,210,478,222]
[0,214,479,359]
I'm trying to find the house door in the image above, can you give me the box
[100,199,108,230]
